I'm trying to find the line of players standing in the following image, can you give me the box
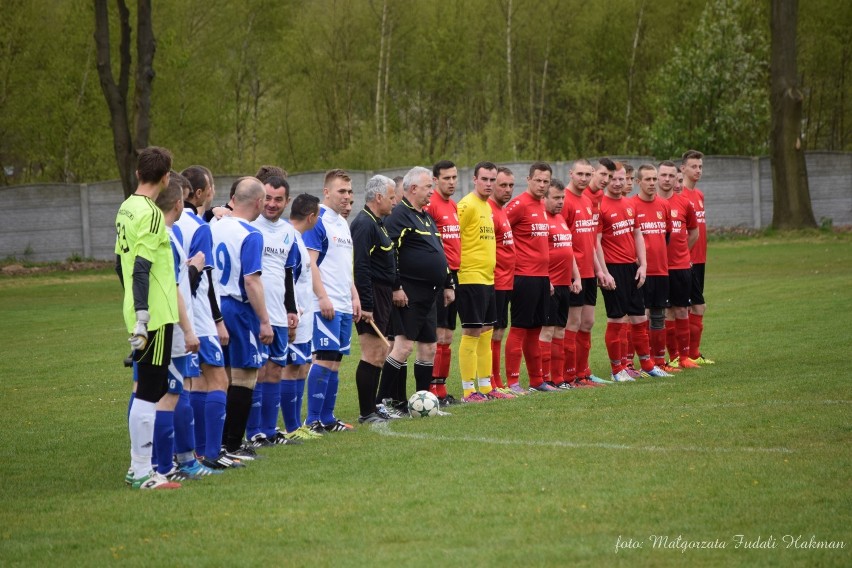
[116,146,711,490]
[414,152,712,407]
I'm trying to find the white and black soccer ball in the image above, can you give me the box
[407,390,440,418]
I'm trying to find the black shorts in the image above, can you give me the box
[356,283,393,337]
[457,284,496,328]
[435,270,458,329]
[494,289,511,329]
[668,268,693,308]
[547,285,572,327]
[133,324,173,402]
[690,263,706,305]
[569,277,598,307]
[643,275,669,310]
[601,263,645,319]
[392,280,438,343]
[510,275,549,328]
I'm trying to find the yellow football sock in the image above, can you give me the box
[459,334,478,397]
[476,329,494,394]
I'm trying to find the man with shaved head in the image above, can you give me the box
[211,176,273,462]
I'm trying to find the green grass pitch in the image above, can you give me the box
[0,233,850,566]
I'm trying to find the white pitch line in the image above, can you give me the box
[371,422,794,454]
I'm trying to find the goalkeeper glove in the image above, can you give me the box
[129,309,150,351]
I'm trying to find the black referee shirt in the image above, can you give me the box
[385,197,451,290]
[351,204,396,312]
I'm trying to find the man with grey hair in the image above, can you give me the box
[378,167,454,415]
[351,175,399,423]
[210,176,273,461]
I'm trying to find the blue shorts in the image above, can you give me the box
[286,341,312,366]
[185,352,201,378]
[261,325,289,367]
[312,312,352,355]
[167,355,189,394]
[222,297,263,369]
[197,335,225,367]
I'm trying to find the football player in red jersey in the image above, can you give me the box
[562,159,615,387]
[681,149,713,365]
[488,167,523,396]
[423,160,461,405]
[657,161,699,370]
[504,162,555,392]
[539,179,581,389]
[598,164,670,381]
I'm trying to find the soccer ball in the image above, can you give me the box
[407,390,440,418]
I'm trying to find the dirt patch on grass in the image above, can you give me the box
[0,260,113,276]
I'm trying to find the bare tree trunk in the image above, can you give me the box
[94,0,156,197]
[383,22,391,145]
[770,0,816,229]
[375,0,387,136]
[94,0,133,196]
[134,0,155,151]
[625,0,645,153]
[504,0,516,158]
[535,41,549,157]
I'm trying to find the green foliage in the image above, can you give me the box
[646,0,770,158]
[799,0,852,150]
[0,235,850,565]
[0,0,846,184]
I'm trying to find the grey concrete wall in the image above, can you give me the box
[1,152,849,262]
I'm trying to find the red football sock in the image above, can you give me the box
[605,322,625,374]
[688,312,704,360]
[621,324,632,368]
[432,345,444,379]
[650,328,667,367]
[505,327,524,386]
[539,340,552,384]
[523,328,543,387]
[439,344,452,378]
[563,330,577,380]
[576,330,592,377]
[665,319,678,361]
[675,318,691,363]
[429,382,440,396]
[491,339,505,388]
[550,337,565,384]
[631,322,654,372]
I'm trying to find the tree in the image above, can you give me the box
[93,0,155,197]
[769,0,816,229]
[646,0,770,158]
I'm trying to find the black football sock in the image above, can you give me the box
[224,385,253,452]
[355,361,381,417]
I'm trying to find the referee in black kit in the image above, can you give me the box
[377,166,455,415]
[351,174,399,423]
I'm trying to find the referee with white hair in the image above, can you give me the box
[351,175,399,423]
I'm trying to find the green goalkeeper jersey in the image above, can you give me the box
[115,194,178,333]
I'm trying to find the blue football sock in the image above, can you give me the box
[204,389,227,459]
[174,391,196,465]
[153,410,175,475]
[246,387,263,440]
[280,379,299,433]
[320,370,339,425]
[295,378,306,426]
[261,381,281,438]
[305,365,330,424]
[190,390,207,457]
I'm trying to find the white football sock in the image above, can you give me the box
[129,399,157,478]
